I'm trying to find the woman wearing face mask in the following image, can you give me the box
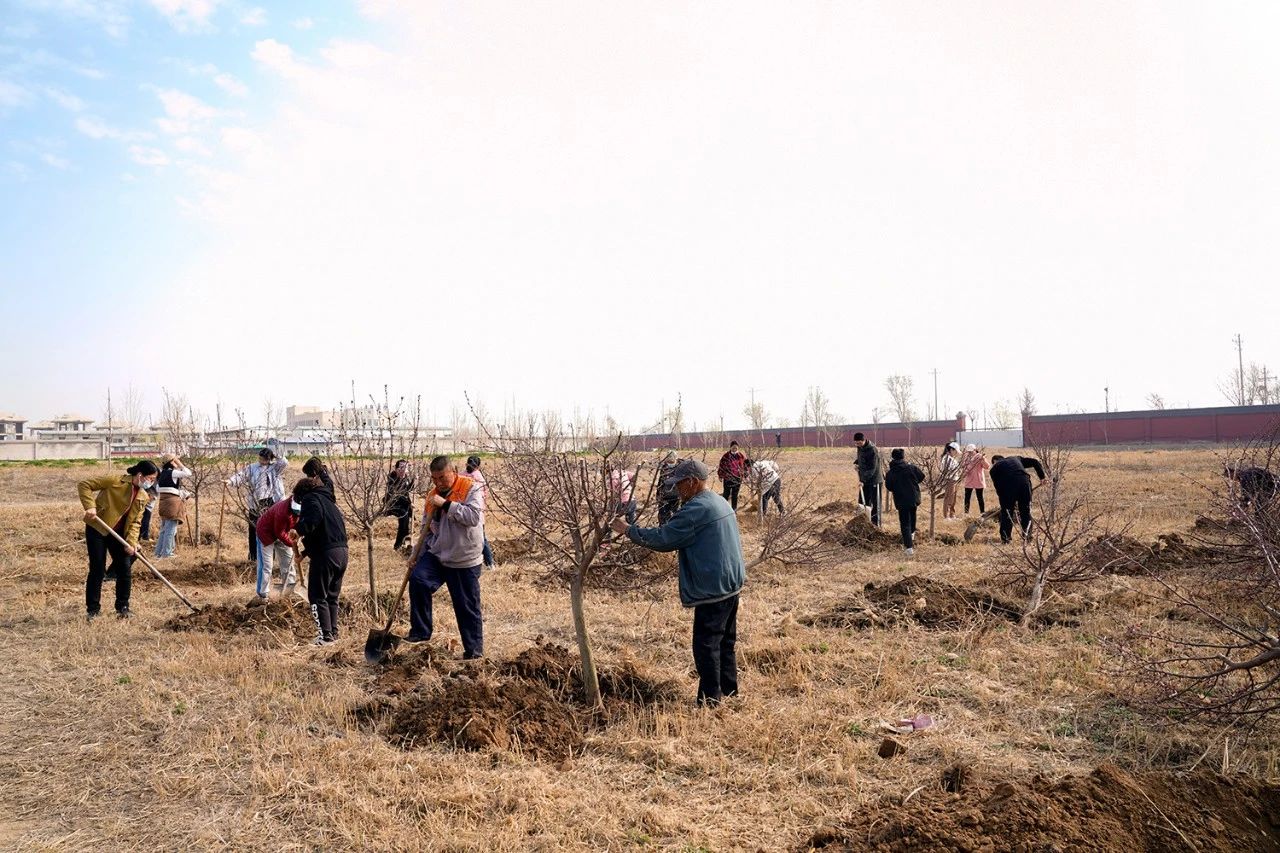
[77,460,159,621]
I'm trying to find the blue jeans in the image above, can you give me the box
[255,540,296,597]
[408,551,483,657]
[155,518,180,558]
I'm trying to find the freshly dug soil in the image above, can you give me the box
[386,676,582,760]
[501,641,680,706]
[136,557,249,587]
[807,762,1280,852]
[491,536,535,562]
[1085,532,1227,576]
[163,598,317,643]
[803,575,1052,630]
[816,500,860,516]
[820,514,901,552]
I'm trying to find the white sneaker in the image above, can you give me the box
[905,547,915,555]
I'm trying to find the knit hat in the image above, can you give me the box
[965,443,977,452]
[662,458,710,487]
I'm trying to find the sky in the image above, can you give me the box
[1,1,1278,433]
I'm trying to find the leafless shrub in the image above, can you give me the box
[744,473,842,573]
[1116,426,1280,724]
[993,437,1129,625]
[325,384,431,618]
[479,404,666,708]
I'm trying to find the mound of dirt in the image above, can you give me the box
[491,536,535,562]
[137,557,249,587]
[371,643,448,696]
[386,676,582,760]
[816,500,860,515]
[807,762,1280,852]
[163,599,317,643]
[1085,532,1225,576]
[501,641,680,706]
[803,575,1051,631]
[820,514,901,552]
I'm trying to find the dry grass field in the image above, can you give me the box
[1,447,1277,851]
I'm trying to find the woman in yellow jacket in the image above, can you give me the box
[77,460,158,621]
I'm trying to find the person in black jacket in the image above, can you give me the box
[293,469,348,645]
[854,433,884,526]
[383,459,415,552]
[1226,465,1278,510]
[989,455,1046,544]
[883,448,925,553]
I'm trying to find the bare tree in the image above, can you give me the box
[885,375,915,426]
[990,400,1017,430]
[1145,393,1167,410]
[1017,387,1037,418]
[993,437,1125,624]
[482,412,664,709]
[743,398,770,445]
[666,394,685,449]
[1220,362,1279,406]
[262,398,286,437]
[1117,430,1280,723]
[804,387,836,447]
[744,473,842,571]
[907,445,965,538]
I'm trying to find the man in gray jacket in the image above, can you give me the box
[612,459,745,706]
[405,456,486,658]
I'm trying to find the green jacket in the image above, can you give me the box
[78,474,148,547]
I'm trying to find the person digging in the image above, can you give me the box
[78,460,158,621]
[611,459,745,707]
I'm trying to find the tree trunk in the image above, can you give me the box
[570,570,602,710]
[1022,569,1047,626]
[366,527,380,619]
[929,493,937,536]
[193,492,201,544]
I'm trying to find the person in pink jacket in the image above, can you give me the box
[962,444,991,514]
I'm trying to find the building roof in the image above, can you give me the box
[51,414,94,423]
[0,414,26,422]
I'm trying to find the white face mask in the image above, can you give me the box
[140,478,155,489]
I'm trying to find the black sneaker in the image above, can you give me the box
[312,634,334,646]
[86,610,100,623]
[116,608,132,620]
[403,634,429,645]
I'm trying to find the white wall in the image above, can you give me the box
[958,429,1023,449]
[0,440,108,461]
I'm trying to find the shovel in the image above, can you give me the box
[364,558,415,664]
[91,517,199,612]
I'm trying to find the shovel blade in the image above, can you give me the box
[364,628,401,664]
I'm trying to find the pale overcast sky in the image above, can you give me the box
[2,1,1277,431]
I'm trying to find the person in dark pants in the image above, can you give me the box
[989,455,1046,543]
[613,459,746,706]
[748,458,784,516]
[883,449,925,554]
[465,455,495,568]
[775,432,782,448]
[139,484,157,542]
[1226,465,1278,510]
[383,459,415,552]
[77,461,157,621]
[294,471,348,645]
[854,432,884,526]
[717,441,747,510]
[405,456,487,658]
[226,442,289,562]
[656,451,681,525]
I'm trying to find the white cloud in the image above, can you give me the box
[251,39,304,79]
[4,160,32,180]
[151,87,221,134]
[128,145,170,167]
[75,115,126,140]
[0,79,31,108]
[219,126,262,158]
[174,135,211,156]
[292,17,314,30]
[148,0,221,33]
[212,72,247,97]
[319,40,391,70]
[40,152,70,169]
[42,86,84,111]
[19,0,130,38]
[239,6,265,26]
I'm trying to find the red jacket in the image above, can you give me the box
[717,450,746,482]
[255,499,298,546]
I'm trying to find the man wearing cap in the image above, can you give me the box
[611,459,745,706]
[226,440,288,562]
[253,496,300,600]
[853,433,883,526]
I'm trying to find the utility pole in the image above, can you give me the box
[1234,333,1245,404]
[1263,366,1271,404]
[1104,386,1109,413]
[930,368,939,421]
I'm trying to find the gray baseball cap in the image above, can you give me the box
[663,458,709,487]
